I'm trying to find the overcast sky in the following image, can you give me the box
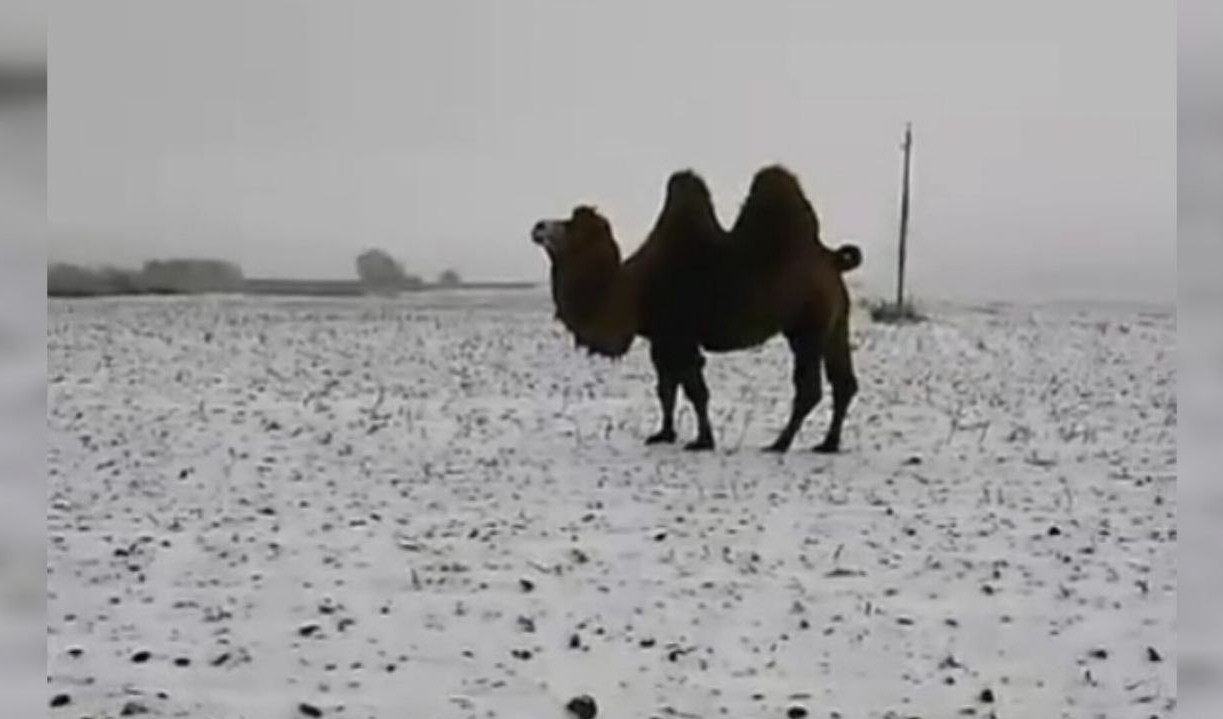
[45,0,1175,301]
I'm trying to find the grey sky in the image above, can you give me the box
[48,0,1173,301]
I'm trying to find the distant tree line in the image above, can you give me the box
[48,259,245,297]
[49,248,473,298]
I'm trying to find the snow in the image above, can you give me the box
[47,292,1176,718]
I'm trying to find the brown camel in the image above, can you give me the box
[531,165,863,453]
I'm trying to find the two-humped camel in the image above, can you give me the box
[532,166,862,453]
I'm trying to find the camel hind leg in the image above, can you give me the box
[679,351,715,451]
[765,327,823,453]
[813,316,858,453]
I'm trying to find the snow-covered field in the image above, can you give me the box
[47,292,1176,719]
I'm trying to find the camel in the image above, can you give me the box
[531,165,863,453]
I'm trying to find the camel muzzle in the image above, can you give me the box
[531,221,560,251]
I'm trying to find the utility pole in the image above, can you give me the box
[896,122,913,310]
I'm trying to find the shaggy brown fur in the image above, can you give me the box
[532,165,862,452]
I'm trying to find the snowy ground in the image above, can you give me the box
[47,292,1176,719]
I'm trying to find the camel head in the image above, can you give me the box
[531,206,634,358]
[531,205,619,262]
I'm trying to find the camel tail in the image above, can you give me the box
[833,244,863,272]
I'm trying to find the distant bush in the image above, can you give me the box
[437,269,462,288]
[355,248,423,294]
[863,297,928,324]
[48,258,244,297]
[48,263,139,297]
[98,266,143,295]
[48,263,95,297]
[139,259,244,294]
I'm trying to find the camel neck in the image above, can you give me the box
[550,255,637,358]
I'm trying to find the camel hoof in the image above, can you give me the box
[812,442,841,454]
[762,442,790,453]
[645,429,677,445]
[684,438,715,452]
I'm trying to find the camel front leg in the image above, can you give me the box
[646,345,678,444]
[679,357,715,451]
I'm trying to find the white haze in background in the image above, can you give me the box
[47,0,1173,303]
